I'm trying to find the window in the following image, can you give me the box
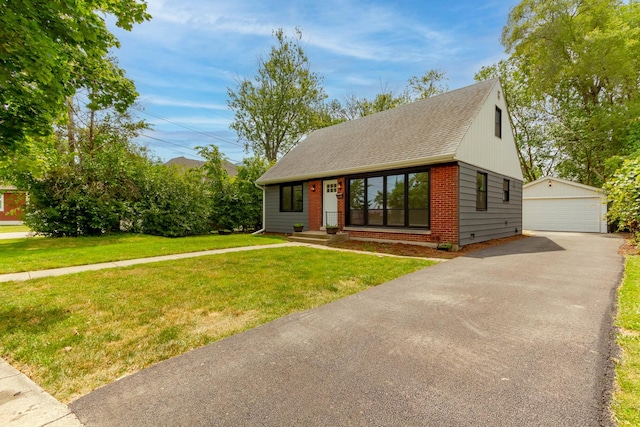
[495,106,502,138]
[408,172,429,226]
[503,179,510,202]
[367,176,384,225]
[476,172,488,211]
[0,194,3,212]
[347,170,429,228]
[348,178,365,225]
[386,174,405,226]
[326,183,337,193]
[280,183,303,212]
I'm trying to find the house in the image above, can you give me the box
[255,78,523,249]
[165,156,238,177]
[523,177,607,233]
[0,185,26,225]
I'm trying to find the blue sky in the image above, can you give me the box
[109,0,518,164]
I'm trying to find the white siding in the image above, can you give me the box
[454,80,523,181]
[523,177,607,233]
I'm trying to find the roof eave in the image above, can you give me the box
[256,154,456,185]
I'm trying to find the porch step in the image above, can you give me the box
[288,231,349,246]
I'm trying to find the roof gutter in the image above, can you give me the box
[256,154,456,185]
[251,181,266,235]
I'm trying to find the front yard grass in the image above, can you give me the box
[0,233,285,274]
[0,246,434,403]
[0,225,30,233]
[613,254,640,425]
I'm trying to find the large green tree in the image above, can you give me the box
[0,0,150,156]
[227,28,326,162]
[501,0,640,186]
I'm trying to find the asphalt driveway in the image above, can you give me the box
[70,232,624,426]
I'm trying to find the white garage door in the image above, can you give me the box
[523,197,602,232]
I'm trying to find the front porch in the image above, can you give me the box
[287,230,349,246]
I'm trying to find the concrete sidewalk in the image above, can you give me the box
[0,232,34,240]
[0,359,82,426]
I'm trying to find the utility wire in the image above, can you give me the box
[133,107,244,148]
[139,133,242,164]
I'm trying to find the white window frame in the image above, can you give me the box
[0,193,4,212]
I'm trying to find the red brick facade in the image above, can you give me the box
[319,164,460,246]
[429,164,459,244]
[337,177,346,230]
[0,192,26,222]
[308,180,323,230]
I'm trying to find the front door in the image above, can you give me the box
[322,180,338,228]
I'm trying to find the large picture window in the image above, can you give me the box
[280,183,303,212]
[347,170,429,228]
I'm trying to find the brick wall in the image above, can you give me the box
[308,180,323,230]
[0,192,26,222]
[348,230,436,244]
[347,164,459,246]
[337,177,346,230]
[430,164,459,245]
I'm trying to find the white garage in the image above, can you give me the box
[523,177,607,233]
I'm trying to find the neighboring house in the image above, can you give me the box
[165,156,238,177]
[0,185,26,225]
[256,78,524,248]
[523,177,607,233]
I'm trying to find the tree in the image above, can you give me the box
[501,0,640,186]
[234,157,271,230]
[227,28,327,162]
[0,0,150,156]
[199,145,270,231]
[406,69,449,100]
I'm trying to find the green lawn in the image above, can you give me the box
[613,255,640,426]
[0,247,434,403]
[0,225,30,233]
[0,233,285,274]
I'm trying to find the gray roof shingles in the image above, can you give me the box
[257,78,497,185]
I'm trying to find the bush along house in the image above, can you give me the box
[255,78,523,250]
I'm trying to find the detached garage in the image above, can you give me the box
[523,177,607,233]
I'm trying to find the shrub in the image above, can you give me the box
[605,157,640,237]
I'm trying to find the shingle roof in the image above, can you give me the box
[165,156,238,177]
[257,78,498,185]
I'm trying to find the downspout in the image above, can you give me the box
[252,181,266,235]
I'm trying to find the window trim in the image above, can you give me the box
[503,179,510,203]
[279,182,303,212]
[0,193,4,212]
[495,106,502,138]
[476,172,488,211]
[346,167,430,229]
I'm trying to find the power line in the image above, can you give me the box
[139,133,242,164]
[139,134,199,159]
[133,107,244,148]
